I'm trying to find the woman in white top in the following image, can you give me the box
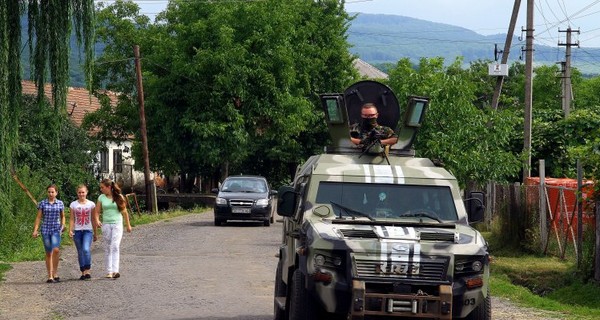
[69,184,96,280]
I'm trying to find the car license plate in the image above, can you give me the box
[232,208,251,213]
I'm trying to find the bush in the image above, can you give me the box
[0,167,49,261]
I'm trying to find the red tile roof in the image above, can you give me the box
[21,80,117,127]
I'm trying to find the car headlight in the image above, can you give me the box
[255,198,269,207]
[215,197,227,205]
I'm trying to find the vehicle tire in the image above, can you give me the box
[274,259,288,320]
[465,287,491,320]
[288,269,317,320]
[214,218,223,226]
[264,218,271,227]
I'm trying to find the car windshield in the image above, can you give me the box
[222,178,267,193]
[315,182,458,221]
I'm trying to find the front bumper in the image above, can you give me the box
[213,205,271,221]
[307,273,486,319]
[350,281,453,319]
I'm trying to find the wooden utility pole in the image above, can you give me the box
[491,0,521,110]
[134,45,156,213]
[558,27,579,118]
[523,0,534,181]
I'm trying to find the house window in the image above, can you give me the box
[113,149,123,173]
[100,150,109,173]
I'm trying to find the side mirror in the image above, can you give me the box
[211,188,219,194]
[277,186,297,217]
[465,191,486,223]
[269,190,278,196]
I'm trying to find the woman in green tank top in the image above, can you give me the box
[94,178,132,279]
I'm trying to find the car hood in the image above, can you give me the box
[217,192,269,200]
[309,219,485,246]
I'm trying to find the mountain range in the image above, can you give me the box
[20,13,600,88]
[348,13,600,76]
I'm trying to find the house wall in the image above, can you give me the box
[94,140,149,193]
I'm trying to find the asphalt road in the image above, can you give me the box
[0,211,281,320]
[0,211,565,320]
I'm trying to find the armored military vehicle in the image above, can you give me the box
[274,80,490,320]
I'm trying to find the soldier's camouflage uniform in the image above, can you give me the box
[349,122,397,145]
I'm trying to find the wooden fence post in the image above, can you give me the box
[509,182,523,244]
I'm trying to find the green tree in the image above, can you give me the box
[387,57,521,188]
[91,0,357,190]
[17,95,101,202]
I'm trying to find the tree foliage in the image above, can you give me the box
[91,0,357,190]
[17,95,101,202]
[387,57,522,188]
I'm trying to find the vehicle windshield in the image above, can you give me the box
[222,178,267,193]
[315,182,458,221]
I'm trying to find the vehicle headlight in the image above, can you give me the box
[455,255,486,275]
[312,251,345,269]
[215,197,227,205]
[333,256,343,266]
[255,198,269,207]
[314,254,326,266]
[471,260,483,272]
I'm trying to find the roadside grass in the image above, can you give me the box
[0,263,12,281]
[484,231,600,320]
[0,207,208,281]
[128,206,208,226]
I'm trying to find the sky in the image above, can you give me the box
[112,0,600,48]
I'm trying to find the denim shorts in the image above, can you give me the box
[41,232,61,253]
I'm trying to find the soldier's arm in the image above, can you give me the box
[380,127,398,146]
[349,126,363,145]
[380,136,398,146]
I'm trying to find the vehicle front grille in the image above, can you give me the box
[419,232,455,242]
[340,229,379,239]
[354,256,449,281]
[229,199,253,207]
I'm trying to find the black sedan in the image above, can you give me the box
[212,175,277,226]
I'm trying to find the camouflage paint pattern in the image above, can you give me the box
[279,152,489,319]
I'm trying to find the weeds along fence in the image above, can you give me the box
[484,181,597,261]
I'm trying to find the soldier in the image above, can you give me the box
[350,103,398,147]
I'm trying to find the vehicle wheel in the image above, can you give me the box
[288,269,317,320]
[264,218,271,227]
[214,218,223,226]
[465,287,491,320]
[270,213,275,224]
[274,259,288,320]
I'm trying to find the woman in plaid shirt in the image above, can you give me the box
[32,184,65,283]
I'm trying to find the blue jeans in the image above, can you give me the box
[73,230,93,271]
[41,232,61,253]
